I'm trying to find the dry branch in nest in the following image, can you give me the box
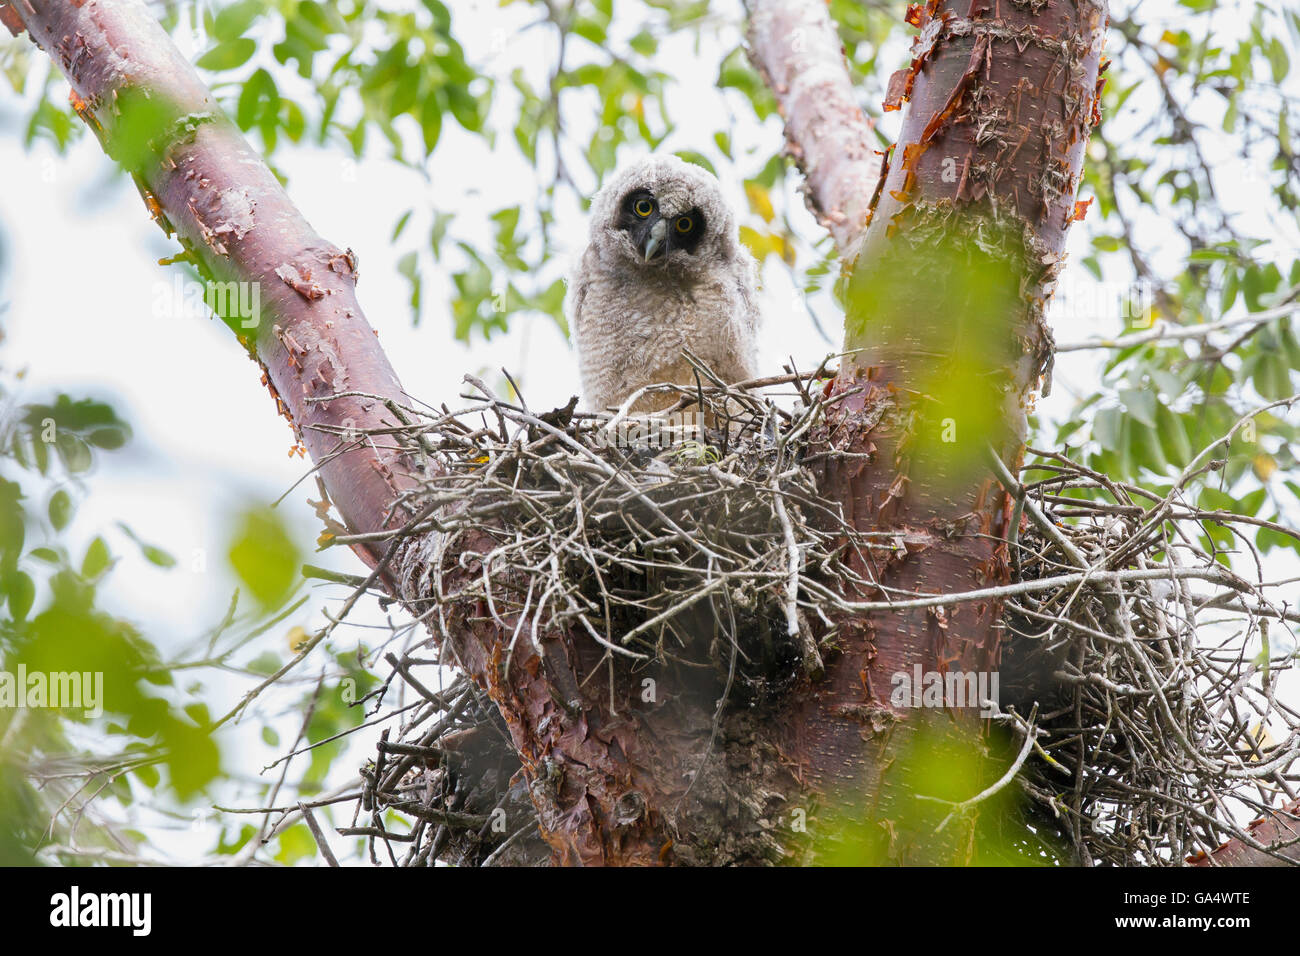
[396,364,860,693]
[298,368,1298,867]
[997,446,1300,866]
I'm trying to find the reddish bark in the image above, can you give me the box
[1188,798,1300,867]
[870,0,1108,260]
[396,526,798,865]
[766,0,1109,839]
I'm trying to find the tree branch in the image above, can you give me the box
[745,0,882,259]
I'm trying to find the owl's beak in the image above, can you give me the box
[642,218,668,262]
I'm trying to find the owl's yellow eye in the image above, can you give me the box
[633,198,654,218]
[674,217,694,234]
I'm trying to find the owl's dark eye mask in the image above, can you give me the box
[617,190,706,259]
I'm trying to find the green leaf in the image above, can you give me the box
[1257,523,1300,555]
[420,92,443,155]
[213,0,264,41]
[1220,267,1239,313]
[247,651,281,675]
[226,508,302,609]
[133,763,161,789]
[673,151,716,176]
[391,209,413,241]
[1119,387,1157,427]
[55,434,92,473]
[1239,488,1267,516]
[1199,486,1238,512]
[629,30,658,56]
[1254,352,1292,400]
[161,719,220,797]
[1133,420,1169,474]
[1093,405,1123,449]
[429,211,454,258]
[274,822,317,864]
[197,38,257,72]
[421,0,452,32]
[87,427,128,450]
[391,65,420,117]
[447,87,485,132]
[236,68,278,131]
[31,435,48,475]
[397,249,421,326]
[6,571,35,621]
[116,523,177,569]
[82,536,112,579]
[141,545,177,568]
[48,490,74,531]
[1156,405,1194,467]
[572,17,608,46]
[1266,37,1290,83]
[1151,369,1184,399]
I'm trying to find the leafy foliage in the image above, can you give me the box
[0,383,221,861]
[0,370,387,863]
[1051,1,1300,561]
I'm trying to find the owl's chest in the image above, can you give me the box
[612,280,734,347]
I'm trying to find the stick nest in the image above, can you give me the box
[325,370,1297,867]
[398,370,852,692]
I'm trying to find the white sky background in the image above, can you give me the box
[0,0,1296,861]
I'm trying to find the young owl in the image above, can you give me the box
[568,155,761,413]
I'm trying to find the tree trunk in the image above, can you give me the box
[744,0,1109,861]
[1187,797,1300,866]
[15,0,1120,865]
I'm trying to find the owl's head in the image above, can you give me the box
[587,155,743,275]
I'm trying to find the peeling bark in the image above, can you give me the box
[392,528,805,866]
[767,0,1109,858]
[1188,798,1300,866]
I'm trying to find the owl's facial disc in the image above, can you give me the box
[618,188,705,264]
